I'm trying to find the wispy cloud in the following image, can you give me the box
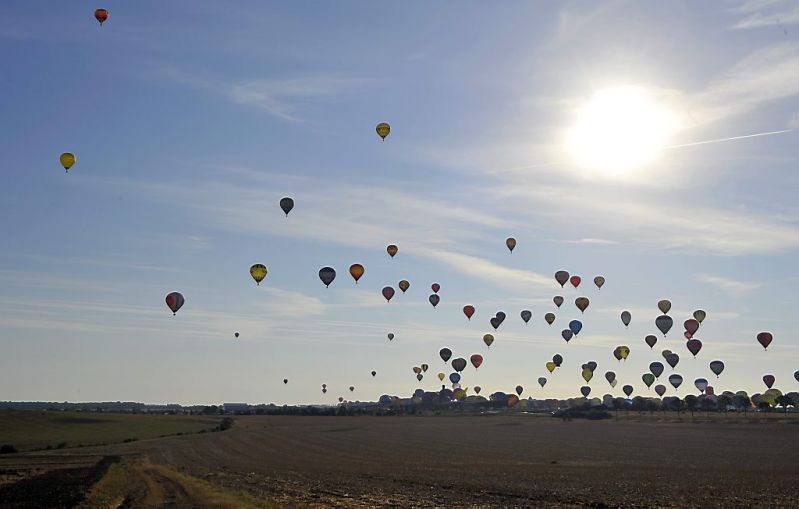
[564,238,618,245]
[694,274,761,296]
[261,288,327,318]
[731,0,799,29]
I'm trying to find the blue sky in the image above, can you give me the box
[1,1,798,405]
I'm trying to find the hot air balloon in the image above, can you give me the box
[382,286,395,302]
[655,385,666,397]
[463,305,475,320]
[538,377,547,388]
[59,152,76,172]
[483,334,494,348]
[756,332,773,350]
[165,292,184,315]
[605,371,616,384]
[693,310,706,323]
[376,122,390,140]
[413,367,422,374]
[431,283,440,294]
[568,320,582,335]
[794,370,799,382]
[580,386,591,397]
[470,354,483,369]
[439,348,452,363]
[338,397,344,403]
[94,8,108,25]
[655,315,674,336]
[322,388,327,394]
[552,354,563,367]
[613,347,622,361]
[506,237,516,252]
[665,353,680,369]
[387,333,394,341]
[515,385,523,396]
[610,379,618,388]
[570,275,582,288]
[587,361,597,372]
[349,386,355,392]
[520,310,532,324]
[249,264,267,285]
[322,384,327,389]
[279,197,294,216]
[575,297,589,313]
[386,245,398,258]
[657,299,672,314]
[555,271,569,287]
[507,394,520,407]
[496,311,506,324]
[686,339,702,358]
[544,313,556,325]
[546,361,556,373]
[562,329,573,343]
[371,371,377,377]
[694,378,708,393]
[684,319,700,336]
[644,335,657,349]
[429,294,440,308]
[594,276,605,289]
[642,373,655,388]
[490,317,500,330]
[437,372,445,381]
[582,367,593,382]
[449,373,461,384]
[709,360,724,377]
[452,358,467,372]
[234,332,239,339]
[318,267,336,287]
[662,349,672,359]
[620,311,631,328]
[617,346,630,361]
[349,264,364,283]
[649,362,664,379]
[393,281,408,295]
[621,385,633,397]
[553,296,564,308]
[283,378,288,384]
[421,364,429,373]
[763,374,775,389]
[668,374,683,390]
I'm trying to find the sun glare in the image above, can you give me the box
[566,86,679,177]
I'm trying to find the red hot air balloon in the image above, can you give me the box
[94,8,109,25]
[470,354,483,369]
[382,286,395,302]
[570,275,581,288]
[506,237,516,252]
[757,332,773,350]
[463,305,475,320]
[431,283,441,294]
[165,292,184,315]
[555,270,569,287]
[684,319,700,336]
[763,374,775,389]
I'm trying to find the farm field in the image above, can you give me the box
[0,410,223,452]
[2,413,798,507]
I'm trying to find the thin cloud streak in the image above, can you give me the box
[694,274,761,296]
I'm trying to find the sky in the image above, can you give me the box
[1,1,798,405]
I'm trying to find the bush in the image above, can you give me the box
[0,444,18,454]
[552,404,612,420]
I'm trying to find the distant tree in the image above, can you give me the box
[733,394,751,416]
[717,394,732,414]
[645,399,659,415]
[757,401,771,412]
[776,395,792,415]
[699,397,715,415]
[684,395,698,417]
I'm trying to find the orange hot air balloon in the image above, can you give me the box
[463,305,475,320]
[506,237,516,252]
[349,263,365,283]
[382,286,395,302]
[386,244,398,258]
[94,8,108,25]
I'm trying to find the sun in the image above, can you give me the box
[566,86,680,177]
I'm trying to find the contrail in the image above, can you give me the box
[668,129,793,149]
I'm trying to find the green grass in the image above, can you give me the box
[0,410,223,452]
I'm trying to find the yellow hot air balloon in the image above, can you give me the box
[437,372,445,381]
[60,152,76,172]
[618,345,630,360]
[546,361,556,373]
[376,122,391,140]
[582,367,593,383]
[483,333,494,348]
[250,264,268,285]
